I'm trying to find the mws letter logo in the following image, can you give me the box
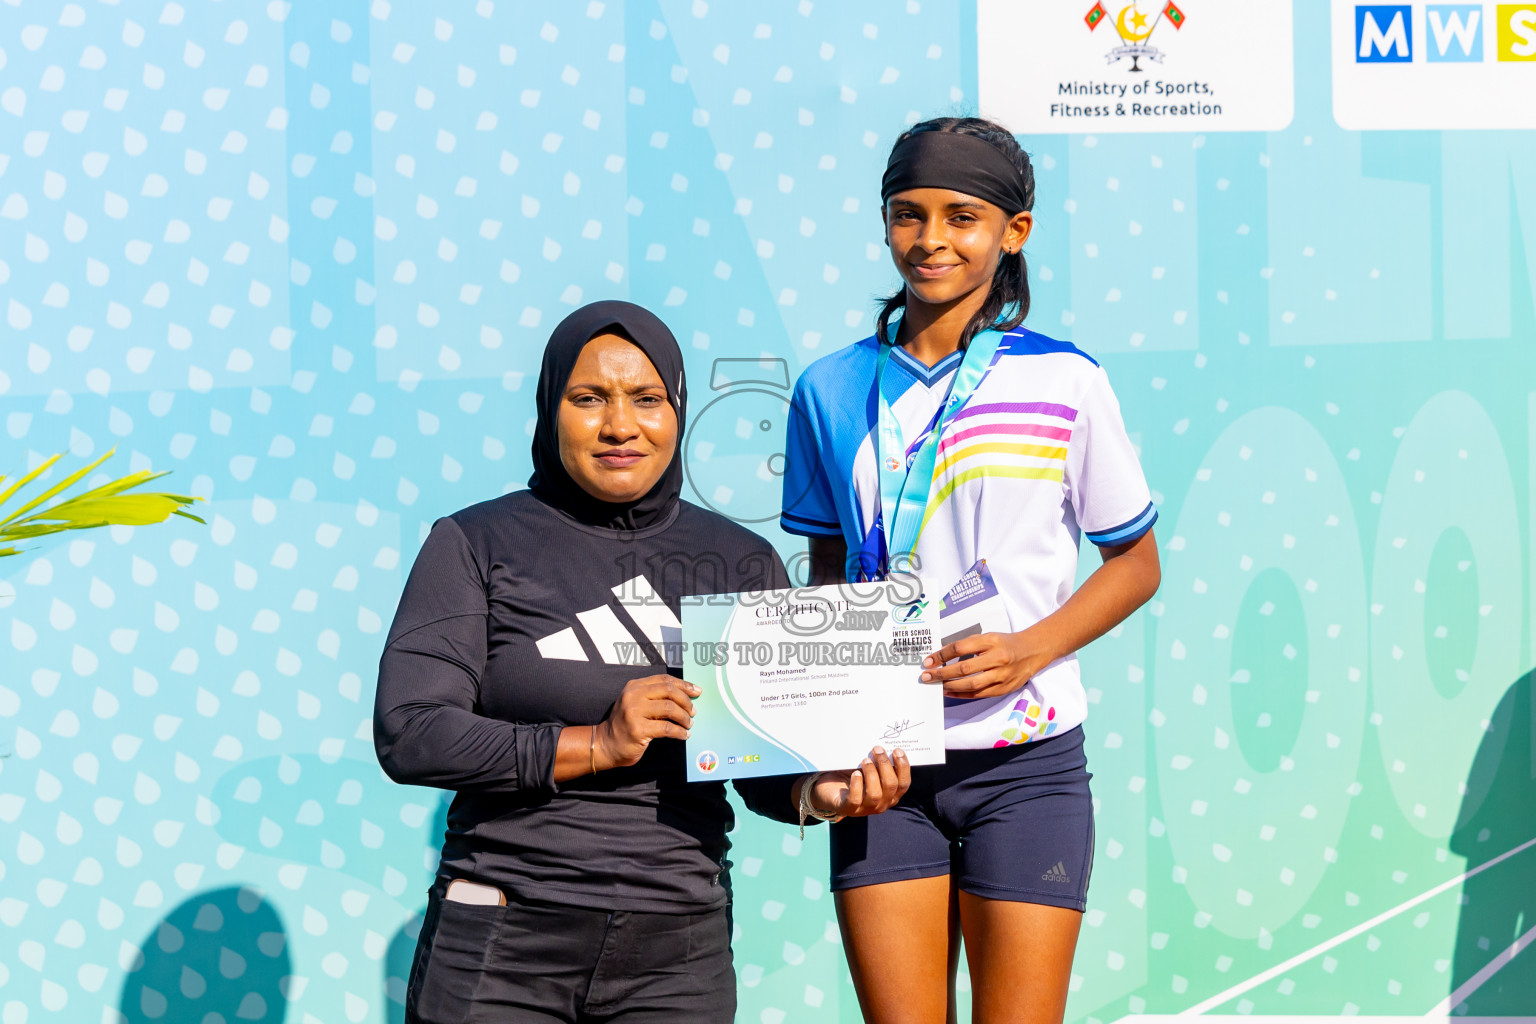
[1355,3,1536,61]
[1334,0,1536,127]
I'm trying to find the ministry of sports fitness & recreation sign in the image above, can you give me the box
[979,0,1296,134]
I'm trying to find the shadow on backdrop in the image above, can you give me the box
[385,793,451,1023]
[1449,670,1536,1013]
[118,887,292,1024]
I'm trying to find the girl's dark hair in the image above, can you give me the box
[875,117,1036,351]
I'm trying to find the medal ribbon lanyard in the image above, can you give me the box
[873,320,1007,576]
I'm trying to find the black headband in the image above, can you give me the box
[880,131,1030,215]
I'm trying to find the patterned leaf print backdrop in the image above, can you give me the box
[3,1,1536,1022]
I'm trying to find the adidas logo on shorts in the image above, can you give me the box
[1041,862,1071,884]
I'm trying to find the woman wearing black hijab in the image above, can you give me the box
[375,301,910,1024]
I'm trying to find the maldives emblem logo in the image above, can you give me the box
[696,750,719,773]
[1086,1,1187,70]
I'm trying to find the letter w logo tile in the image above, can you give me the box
[534,575,683,666]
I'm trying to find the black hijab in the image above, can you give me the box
[528,300,687,532]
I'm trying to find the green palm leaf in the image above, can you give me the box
[0,449,203,557]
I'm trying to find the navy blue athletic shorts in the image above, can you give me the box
[829,726,1094,910]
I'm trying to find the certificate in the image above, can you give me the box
[682,581,946,782]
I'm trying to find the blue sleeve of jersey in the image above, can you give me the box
[780,376,843,538]
[1083,501,1158,546]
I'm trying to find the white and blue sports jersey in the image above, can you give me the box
[781,327,1156,750]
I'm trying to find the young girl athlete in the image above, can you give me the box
[781,117,1162,1023]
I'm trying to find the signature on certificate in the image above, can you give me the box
[882,719,924,741]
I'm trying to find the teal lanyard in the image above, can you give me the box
[874,320,1007,572]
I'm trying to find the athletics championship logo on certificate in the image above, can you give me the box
[978,0,1295,134]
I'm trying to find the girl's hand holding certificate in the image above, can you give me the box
[797,746,913,820]
[919,629,1053,700]
[918,532,1162,701]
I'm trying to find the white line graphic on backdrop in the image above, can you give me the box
[1424,919,1536,1016]
[1119,1017,1536,1023]
[1113,832,1536,1022]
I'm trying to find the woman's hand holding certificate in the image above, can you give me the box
[591,674,701,769]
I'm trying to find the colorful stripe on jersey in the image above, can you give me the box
[914,397,1080,540]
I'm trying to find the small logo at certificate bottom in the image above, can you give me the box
[696,750,719,773]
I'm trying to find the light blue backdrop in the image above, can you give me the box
[3,1,1536,1022]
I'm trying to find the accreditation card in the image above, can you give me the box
[682,581,946,782]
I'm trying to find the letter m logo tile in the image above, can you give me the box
[1356,4,1414,61]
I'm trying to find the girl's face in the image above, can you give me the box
[557,333,678,504]
[882,188,1032,310]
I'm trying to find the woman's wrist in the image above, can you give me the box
[552,725,600,783]
[551,722,618,783]
[589,721,614,773]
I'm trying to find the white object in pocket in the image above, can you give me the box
[444,879,505,906]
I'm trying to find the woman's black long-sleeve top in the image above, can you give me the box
[374,490,801,913]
